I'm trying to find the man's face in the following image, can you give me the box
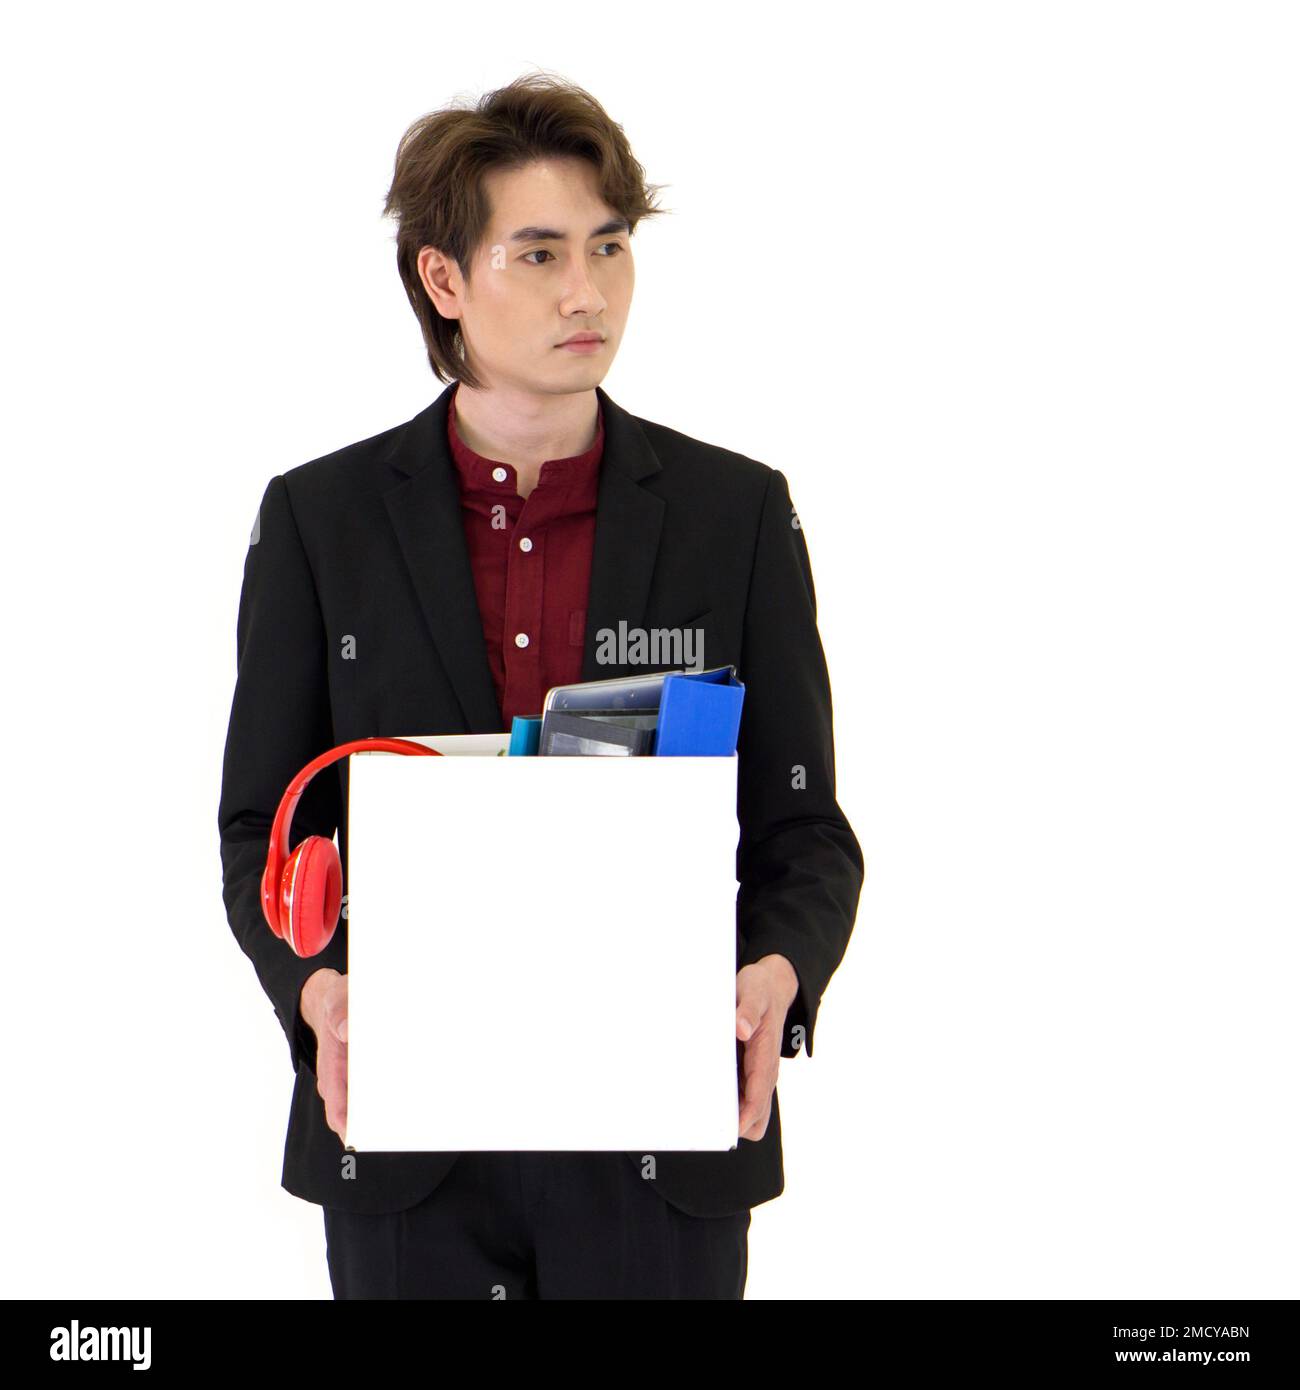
[428,156,634,396]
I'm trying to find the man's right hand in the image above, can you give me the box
[299,968,348,1143]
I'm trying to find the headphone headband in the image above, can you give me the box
[261,737,442,941]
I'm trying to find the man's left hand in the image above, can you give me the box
[735,954,800,1142]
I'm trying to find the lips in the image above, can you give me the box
[558,334,603,346]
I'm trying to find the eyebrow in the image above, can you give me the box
[506,217,631,243]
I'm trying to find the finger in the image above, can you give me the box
[327,997,348,1044]
[735,996,766,1042]
[325,1080,347,1141]
[737,1034,780,1134]
[735,968,775,1042]
[743,1018,780,1093]
[316,1041,348,1137]
[739,1050,776,1137]
[741,1096,772,1142]
[739,1082,771,1137]
[322,976,349,1045]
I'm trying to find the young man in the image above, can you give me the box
[218,74,863,1299]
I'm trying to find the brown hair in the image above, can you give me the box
[382,72,669,389]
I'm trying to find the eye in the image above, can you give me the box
[523,243,624,265]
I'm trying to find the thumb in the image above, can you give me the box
[323,995,347,1044]
[736,972,762,1041]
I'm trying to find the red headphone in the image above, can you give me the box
[261,737,442,957]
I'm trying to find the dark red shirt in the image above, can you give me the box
[447,384,604,728]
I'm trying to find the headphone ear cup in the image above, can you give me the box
[284,835,343,958]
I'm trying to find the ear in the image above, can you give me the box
[417,245,464,320]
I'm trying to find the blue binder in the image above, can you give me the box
[508,715,542,756]
[654,666,744,756]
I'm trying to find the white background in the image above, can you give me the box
[2,0,1296,1299]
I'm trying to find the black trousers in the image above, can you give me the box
[322,1151,751,1299]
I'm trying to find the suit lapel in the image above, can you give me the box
[380,382,665,730]
[581,385,664,681]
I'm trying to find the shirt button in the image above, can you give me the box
[519,537,533,552]
[492,466,508,483]
[514,632,530,648]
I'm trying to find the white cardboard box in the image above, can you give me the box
[344,750,741,1152]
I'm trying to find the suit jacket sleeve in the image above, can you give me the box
[735,467,864,1058]
[217,473,349,1073]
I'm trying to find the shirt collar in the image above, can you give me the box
[447,382,604,503]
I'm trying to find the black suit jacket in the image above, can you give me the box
[218,381,863,1218]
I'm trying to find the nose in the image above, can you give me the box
[557,255,608,319]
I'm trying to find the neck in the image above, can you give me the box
[452,382,599,499]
